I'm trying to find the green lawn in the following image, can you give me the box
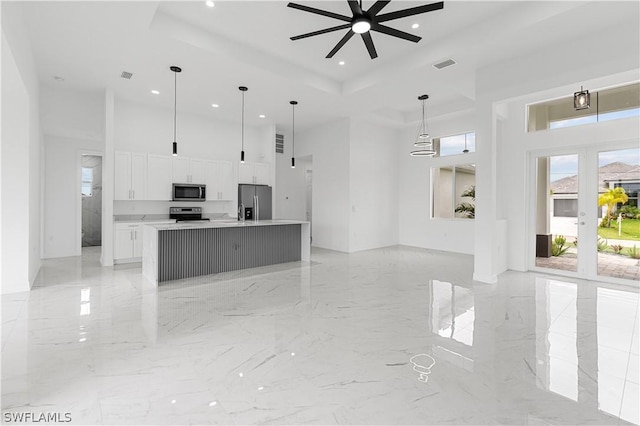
[598,219,640,241]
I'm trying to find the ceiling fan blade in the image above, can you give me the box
[348,0,363,15]
[326,30,355,58]
[366,0,390,16]
[287,3,352,22]
[375,1,444,23]
[291,24,352,41]
[371,23,421,42]
[361,32,378,59]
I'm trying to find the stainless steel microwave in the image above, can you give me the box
[172,183,206,201]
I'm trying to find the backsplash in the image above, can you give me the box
[113,200,234,216]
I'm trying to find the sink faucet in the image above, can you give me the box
[238,203,245,222]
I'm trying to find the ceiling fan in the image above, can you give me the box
[288,0,444,59]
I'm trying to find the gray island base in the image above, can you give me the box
[142,220,311,285]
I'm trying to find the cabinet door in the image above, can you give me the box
[147,154,172,200]
[189,159,205,184]
[114,229,133,259]
[172,157,190,183]
[219,161,234,200]
[238,162,254,184]
[204,160,221,200]
[132,227,143,258]
[130,153,146,200]
[254,163,270,185]
[114,151,132,200]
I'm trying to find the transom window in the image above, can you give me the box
[528,82,640,132]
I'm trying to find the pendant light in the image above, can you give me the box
[170,66,182,156]
[239,86,248,163]
[410,94,436,157]
[290,100,298,168]
[574,85,590,110]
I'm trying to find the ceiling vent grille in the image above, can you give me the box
[120,71,133,79]
[433,59,456,70]
[276,134,284,154]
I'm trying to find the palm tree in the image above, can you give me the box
[598,187,628,228]
[455,185,475,219]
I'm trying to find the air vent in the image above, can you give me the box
[432,59,456,70]
[120,71,133,79]
[275,134,284,154]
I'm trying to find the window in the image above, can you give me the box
[433,132,475,157]
[81,167,93,197]
[432,164,476,219]
[528,82,640,132]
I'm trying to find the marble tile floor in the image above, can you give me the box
[2,245,639,425]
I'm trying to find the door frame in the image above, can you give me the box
[527,141,638,286]
[77,150,104,255]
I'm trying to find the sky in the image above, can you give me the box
[550,148,640,182]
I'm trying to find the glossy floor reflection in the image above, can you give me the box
[2,246,639,425]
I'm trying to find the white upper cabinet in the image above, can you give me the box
[147,154,172,200]
[239,161,270,185]
[172,157,205,184]
[114,151,146,200]
[205,160,235,200]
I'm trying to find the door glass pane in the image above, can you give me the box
[535,155,579,272]
[597,148,640,280]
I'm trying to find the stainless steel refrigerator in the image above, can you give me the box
[238,184,272,220]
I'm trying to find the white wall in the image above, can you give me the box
[43,135,102,258]
[397,111,476,255]
[349,118,399,251]
[274,128,309,221]
[276,117,400,253]
[473,21,640,282]
[295,119,351,252]
[40,87,104,258]
[1,2,42,293]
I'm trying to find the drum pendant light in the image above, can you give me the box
[290,100,298,168]
[239,86,248,163]
[410,94,436,157]
[170,66,182,156]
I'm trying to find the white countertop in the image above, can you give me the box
[145,219,310,231]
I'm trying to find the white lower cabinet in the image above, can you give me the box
[114,223,143,262]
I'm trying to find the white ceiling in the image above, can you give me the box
[20,1,639,132]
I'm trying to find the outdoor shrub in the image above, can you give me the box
[628,245,640,260]
[552,235,570,257]
[611,244,624,254]
[620,205,640,219]
[597,237,608,253]
[573,237,578,247]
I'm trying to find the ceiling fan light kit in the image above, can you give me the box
[288,0,444,60]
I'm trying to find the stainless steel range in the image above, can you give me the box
[169,207,210,223]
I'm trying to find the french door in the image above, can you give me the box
[530,144,639,285]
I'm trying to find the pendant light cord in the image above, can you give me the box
[292,103,295,157]
[241,90,245,151]
[174,71,177,142]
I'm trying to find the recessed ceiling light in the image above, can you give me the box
[151,90,160,95]
[259,114,266,118]
[338,61,345,66]
[211,103,219,108]
[205,1,214,7]
[411,23,420,29]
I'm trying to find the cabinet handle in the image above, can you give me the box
[130,231,133,241]
[132,190,135,199]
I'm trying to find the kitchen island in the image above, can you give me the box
[142,220,310,285]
